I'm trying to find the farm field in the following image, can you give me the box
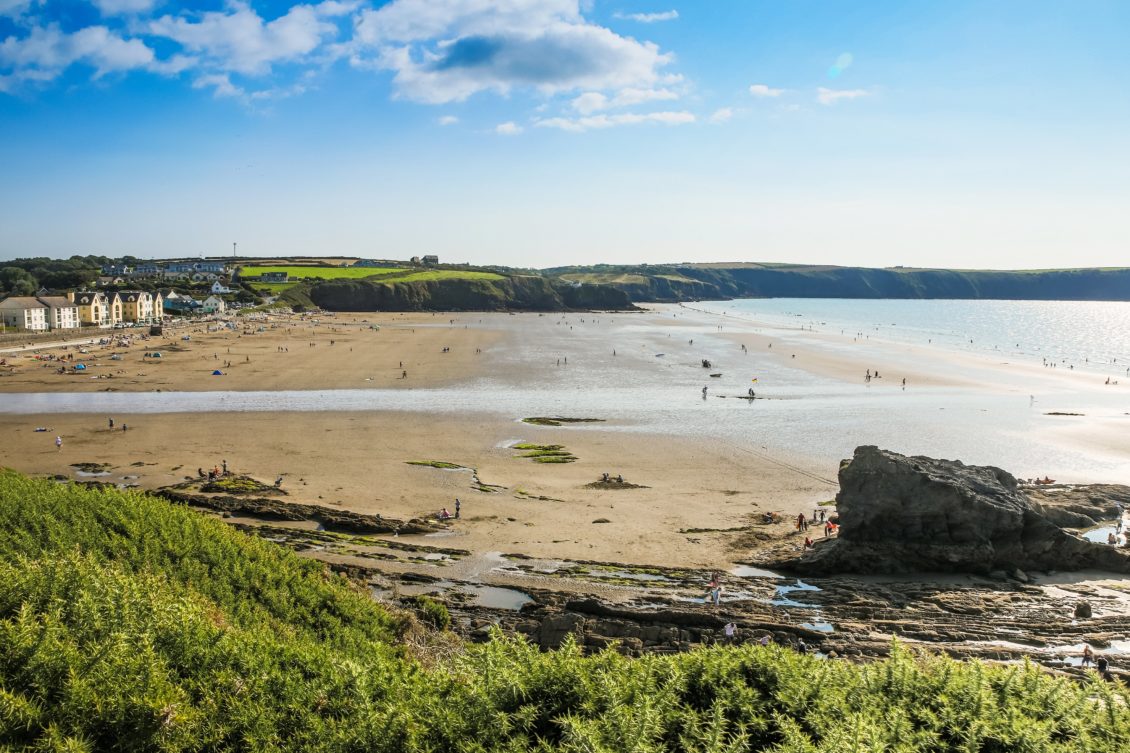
[238,265,404,280]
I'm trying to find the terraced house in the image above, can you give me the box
[118,290,162,323]
[0,296,49,331]
[0,295,80,332]
[37,296,80,330]
[69,291,122,327]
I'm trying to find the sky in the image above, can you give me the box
[0,1,1127,270]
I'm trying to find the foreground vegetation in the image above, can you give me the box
[3,470,1129,751]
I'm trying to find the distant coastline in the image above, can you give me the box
[3,256,1129,322]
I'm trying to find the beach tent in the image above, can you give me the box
[74,363,86,370]
[212,370,223,375]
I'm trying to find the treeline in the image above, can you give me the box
[2,470,1129,751]
[0,255,114,296]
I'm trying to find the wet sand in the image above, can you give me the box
[2,305,1128,570]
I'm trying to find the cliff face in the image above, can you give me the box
[302,275,634,312]
[543,265,1130,302]
[782,446,1130,576]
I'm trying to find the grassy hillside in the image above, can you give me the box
[2,471,1129,751]
[543,264,1130,302]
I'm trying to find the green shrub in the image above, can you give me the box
[403,595,452,631]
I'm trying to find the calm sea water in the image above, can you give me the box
[698,299,1130,377]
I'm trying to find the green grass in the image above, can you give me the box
[384,270,505,283]
[3,470,1130,751]
[406,460,467,469]
[239,265,404,280]
[513,443,577,463]
[248,281,296,293]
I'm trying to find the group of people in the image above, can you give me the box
[1081,645,1116,681]
[198,459,228,481]
[438,499,462,520]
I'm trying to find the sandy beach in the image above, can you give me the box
[2,304,1128,570]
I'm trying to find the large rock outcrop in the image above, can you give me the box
[787,446,1130,576]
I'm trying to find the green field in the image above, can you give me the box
[384,270,505,283]
[243,267,505,294]
[239,265,404,280]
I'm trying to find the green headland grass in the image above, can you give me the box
[2,470,1129,751]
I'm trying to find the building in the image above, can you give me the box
[211,281,233,294]
[101,264,133,276]
[70,291,110,326]
[201,295,226,314]
[119,291,161,323]
[422,255,439,265]
[106,292,123,324]
[259,272,288,283]
[167,261,228,274]
[36,296,80,330]
[0,296,49,331]
[163,295,201,314]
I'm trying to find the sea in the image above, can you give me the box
[5,299,1130,487]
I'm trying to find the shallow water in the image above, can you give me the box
[699,298,1130,378]
[6,302,1130,484]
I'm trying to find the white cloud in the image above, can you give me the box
[91,0,158,15]
[613,10,678,23]
[0,23,155,88]
[495,120,522,135]
[816,86,868,105]
[351,0,674,104]
[437,114,458,125]
[0,0,36,17]
[148,1,342,76]
[708,107,732,124]
[193,72,244,98]
[536,109,694,132]
[571,86,676,113]
[748,83,783,98]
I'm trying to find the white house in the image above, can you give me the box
[36,296,80,329]
[211,281,233,294]
[0,296,49,331]
[201,295,226,314]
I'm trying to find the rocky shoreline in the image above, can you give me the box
[62,448,1130,682]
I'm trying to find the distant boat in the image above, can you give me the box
[710,373,722,377]
[655,353,665,357]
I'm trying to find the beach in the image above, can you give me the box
[2,303,1128,571]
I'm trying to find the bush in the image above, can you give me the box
[403,595,452,631]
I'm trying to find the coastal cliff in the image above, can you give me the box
[287,274,635,312]
[544,263,1130,302]
[779,446,1130,576]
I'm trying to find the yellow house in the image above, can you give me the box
[106,292,123,325]
[69,291,109,326]
[119,290,159,323]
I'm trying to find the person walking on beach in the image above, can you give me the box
[454,499,461,519]
[55,435,62,450]
[108,417,114,430]
[1083,645,1094,667]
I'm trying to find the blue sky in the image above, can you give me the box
[1,1,1127,269]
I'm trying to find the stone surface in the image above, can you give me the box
[781,446,1130,576]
